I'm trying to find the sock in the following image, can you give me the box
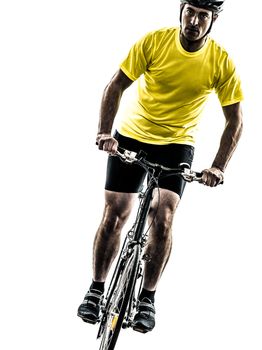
[90,280,105,294]
[139,288,156,303]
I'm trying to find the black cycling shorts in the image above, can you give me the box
[105,131,194,198]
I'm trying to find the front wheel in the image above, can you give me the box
[99,245,140,350]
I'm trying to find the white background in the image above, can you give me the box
[0,1,261,349]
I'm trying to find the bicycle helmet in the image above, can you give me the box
[180,0,225,13]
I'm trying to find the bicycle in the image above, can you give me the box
[96,147,202,350]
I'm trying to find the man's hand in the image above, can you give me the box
[96,133,118,154]
[201,167,224,187]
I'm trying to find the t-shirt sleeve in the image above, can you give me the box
[120,31,155,81]
[214,54,244,106]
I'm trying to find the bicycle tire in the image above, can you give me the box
[99,244,140,350]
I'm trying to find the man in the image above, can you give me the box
[78,0,243,333]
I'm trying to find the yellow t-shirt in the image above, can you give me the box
[118,27,243,145]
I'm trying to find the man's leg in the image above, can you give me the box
[78,190,136,323]
[92,190,136,282]
[133,188,180,332]
[144,188,180,290]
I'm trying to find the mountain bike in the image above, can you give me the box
[96,148,202,350]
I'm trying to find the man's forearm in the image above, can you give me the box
[212,117,243,172]
[97,82,123,135]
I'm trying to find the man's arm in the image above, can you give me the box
[202,102,243,187]
[96,69,133,153]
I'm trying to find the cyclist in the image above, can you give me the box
[78,0,243,333]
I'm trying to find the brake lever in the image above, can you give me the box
[116,150,138,163]
[181,167,203,182]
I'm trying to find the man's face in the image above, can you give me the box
[180,4,214,41]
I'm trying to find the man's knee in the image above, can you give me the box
[101,191,135,233]
[149,189,180,237]
[150,210,174,238]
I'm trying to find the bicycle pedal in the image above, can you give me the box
[132,326,148,334]
[78,312,101,325]
[81,317,99,325]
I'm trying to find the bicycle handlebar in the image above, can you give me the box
[115,148,203,182]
